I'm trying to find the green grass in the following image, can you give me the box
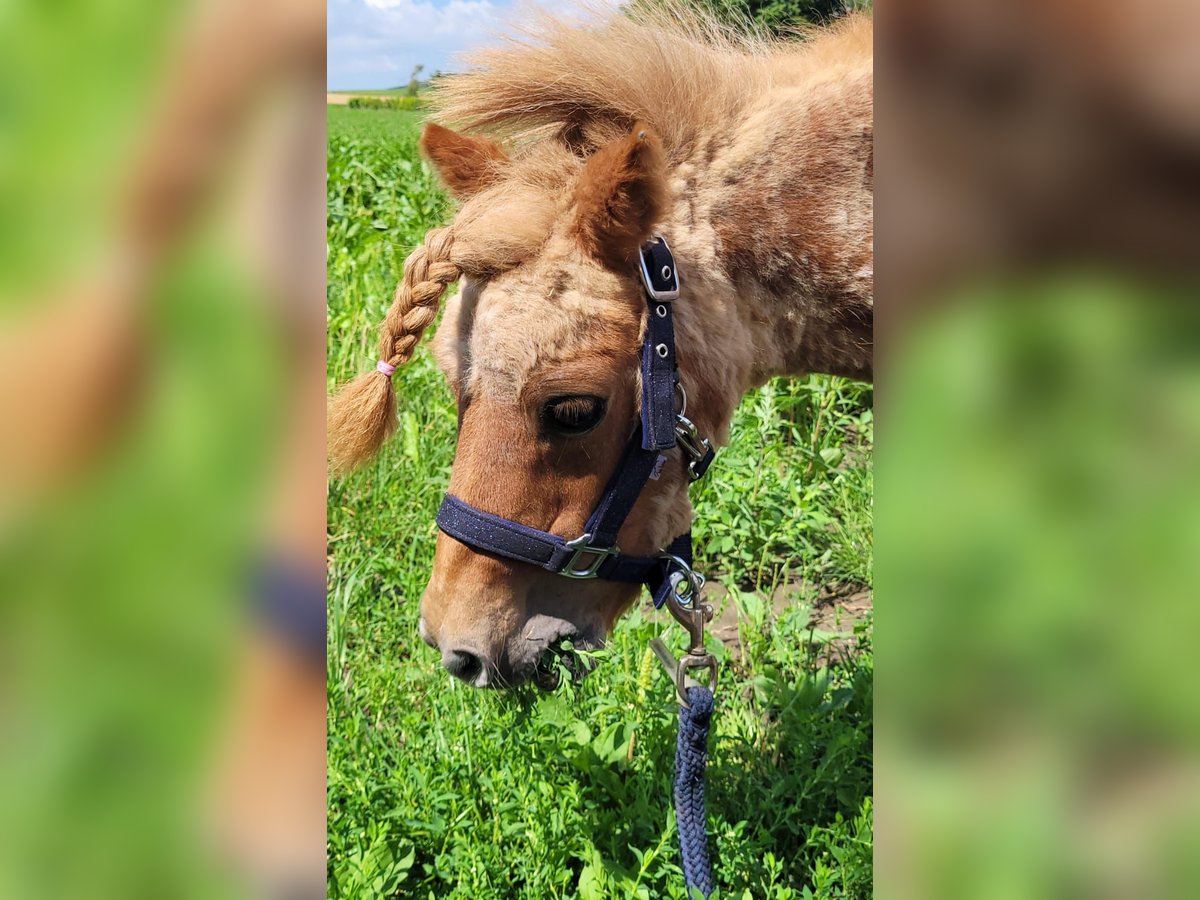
[327,105,425,146]
[327,105,874,898]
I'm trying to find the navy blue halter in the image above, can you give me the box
[435,236,715,610]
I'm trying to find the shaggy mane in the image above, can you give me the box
[430,4,871,277]
[433,2,791,160]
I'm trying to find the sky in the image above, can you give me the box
[327,0,511,90]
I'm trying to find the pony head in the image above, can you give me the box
[329,120,703,686]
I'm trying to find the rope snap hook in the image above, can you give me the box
[650,559,717,707]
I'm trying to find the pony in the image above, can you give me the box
[328,6,873,686]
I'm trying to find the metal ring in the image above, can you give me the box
[660,554,706,602]
[668,570,694,601]
[655,303,667,318]
[661,265,672,280]
[675,382,688,417]
[678,654,718,702]
[655,343,669,358]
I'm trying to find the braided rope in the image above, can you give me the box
[675,685,715,898]
[380,226,458,369]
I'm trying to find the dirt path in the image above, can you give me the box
[704,577,872,665]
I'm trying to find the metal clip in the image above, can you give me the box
[650,555,717,706]
[674,413,713,481]
[650,639,718,708]
[560,533,620,579]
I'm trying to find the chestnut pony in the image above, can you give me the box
[328,8,872,686]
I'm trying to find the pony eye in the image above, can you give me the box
[541,396,607,436]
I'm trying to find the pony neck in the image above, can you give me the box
[662,73,873,443]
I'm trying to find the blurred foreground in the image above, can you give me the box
[4,0,1200,896]
[878,0,1200,897]
[0,0,326,897]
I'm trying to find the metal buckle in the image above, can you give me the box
[674,413,713,481]
[561,533,620,579]
[638,235,680,301]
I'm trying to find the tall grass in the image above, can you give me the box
[327,105,874,898]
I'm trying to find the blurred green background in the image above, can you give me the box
[0,0,178,300]
[879,277,1200,898]
[0,0,293,896]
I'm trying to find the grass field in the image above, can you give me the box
[327,105,875,898]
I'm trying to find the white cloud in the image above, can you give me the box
[327,0,504,89]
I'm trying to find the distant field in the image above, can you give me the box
[328,89,427,105]
[327,105,423,141]
[328,88,413,97]
[326,104,874,899]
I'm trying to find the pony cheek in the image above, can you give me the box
[624,467,694,554]
[600,584,645,634]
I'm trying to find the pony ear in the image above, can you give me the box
[571,122,667,268]
[420,123,508,199]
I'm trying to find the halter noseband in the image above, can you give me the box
[435,235,716,613]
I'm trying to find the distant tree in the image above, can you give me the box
[657,0,869,36]
[406,64,424,98]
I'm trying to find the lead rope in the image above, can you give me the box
[675,685,716,897]
[651,577,718,898]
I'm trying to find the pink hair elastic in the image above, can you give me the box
[376,360,396,377]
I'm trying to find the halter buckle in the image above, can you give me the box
[561,533,620,579]
[639,235,680,301]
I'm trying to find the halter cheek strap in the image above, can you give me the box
[435,235,715,612]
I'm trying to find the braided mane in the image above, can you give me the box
[327,228,459,473]
[378,228,457,369]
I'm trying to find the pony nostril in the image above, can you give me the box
[418,616,437,649]
[442,648,483,683]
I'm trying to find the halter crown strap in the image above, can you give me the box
[435,235,713,609]
[639,237,680,451]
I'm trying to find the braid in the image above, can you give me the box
[380,228,458,367]
[328,227,461,474]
